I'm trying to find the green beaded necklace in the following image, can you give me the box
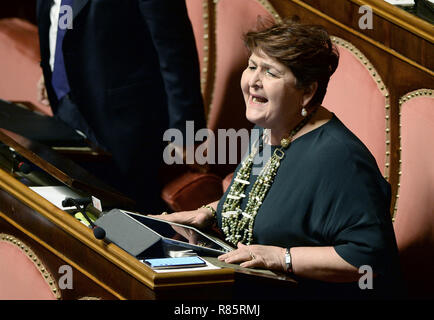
[221,110,317,246]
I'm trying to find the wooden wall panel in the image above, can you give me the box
[301,0,433,70]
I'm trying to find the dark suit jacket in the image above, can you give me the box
[36,0,206,210]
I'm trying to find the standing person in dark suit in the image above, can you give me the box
[36,0,206,212]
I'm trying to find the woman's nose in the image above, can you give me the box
[248,70,262,88]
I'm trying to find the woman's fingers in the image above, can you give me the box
[218,244,286,272]
[218,250,250,264]
[240,258,262,269]
[218,242,256,264]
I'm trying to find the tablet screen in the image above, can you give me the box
[123,211,233,253]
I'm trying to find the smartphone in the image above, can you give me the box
[143,256,207,269]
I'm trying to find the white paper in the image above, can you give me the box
[384,0,415,6]
[29,186,87,210]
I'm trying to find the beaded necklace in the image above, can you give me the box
[221,110,317,246]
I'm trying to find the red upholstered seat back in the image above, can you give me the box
[208,0,277,133]
[186,0,206,77]
[185,0,210,112]
[0,18,52,115]
[323,38,389,178]
[0,234,60,300]
[392,90,434,298]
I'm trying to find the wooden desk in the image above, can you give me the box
[0,166,237,300]
[0,128,296,300]
[0,123,235,299]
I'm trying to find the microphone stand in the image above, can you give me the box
[63,197,106,240]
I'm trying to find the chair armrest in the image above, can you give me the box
[161,171,223,212]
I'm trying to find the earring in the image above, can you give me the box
[301,108,308,117]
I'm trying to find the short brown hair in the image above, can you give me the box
[244,19,339,107]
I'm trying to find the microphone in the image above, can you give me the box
[92,223,106,240]
[14,159,57,186]
[13,153,43,174]
[63,197,106,240]
[62,197,92,208]
[17,161,34,174]
[8,151,59,186]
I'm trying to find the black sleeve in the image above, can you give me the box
[138,0,206,136]
[322,153,395,276]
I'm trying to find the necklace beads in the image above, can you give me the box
[221,110,317,246]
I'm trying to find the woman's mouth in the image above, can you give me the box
[250,94,268,105]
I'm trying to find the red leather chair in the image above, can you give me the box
[0,234,60,300]
[392,89,434,298]
[0,18,51,115]
[323,37,390,179]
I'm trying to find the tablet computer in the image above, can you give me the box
[123,211,234,256]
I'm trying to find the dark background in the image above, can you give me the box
[1,2,37,24]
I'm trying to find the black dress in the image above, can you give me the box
[216,115,404,299]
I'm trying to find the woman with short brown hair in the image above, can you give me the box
[154,20,403,299]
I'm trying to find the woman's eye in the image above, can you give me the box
[266,70,277,77]
[248,65,256,70]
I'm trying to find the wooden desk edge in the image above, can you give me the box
[0,168,235,292]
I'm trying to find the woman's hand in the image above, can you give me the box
[218,242,286,272]
[148,206,216,230]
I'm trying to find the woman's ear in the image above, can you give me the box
[301,82,318,108]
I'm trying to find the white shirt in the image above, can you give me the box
[49,0,62,71]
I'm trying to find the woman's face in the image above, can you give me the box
[241,50,311,136]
